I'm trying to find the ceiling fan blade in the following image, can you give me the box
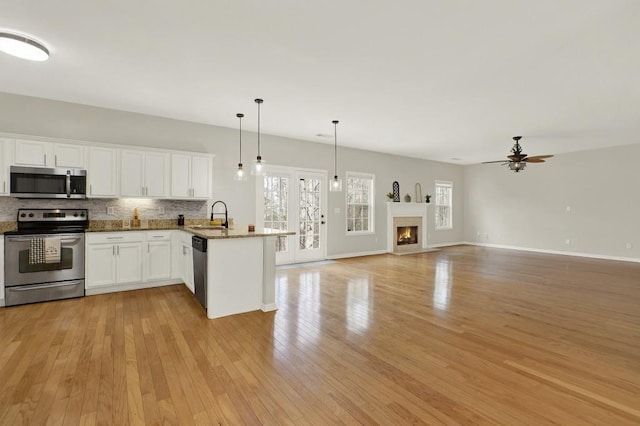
[482,160,509,164]
[524,158,546,163]
[525,155,554,160]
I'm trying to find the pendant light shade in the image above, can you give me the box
[0,32,49,61]
[329,120,343,192]
[251,98,265,175]
[234,113,247,181]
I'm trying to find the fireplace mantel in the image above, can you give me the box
[386,202,430,253]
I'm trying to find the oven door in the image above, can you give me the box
[4,233,85,287]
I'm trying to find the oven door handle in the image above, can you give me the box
[9,280,83,291]
[6,237,82,243]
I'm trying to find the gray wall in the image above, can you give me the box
[0,92,465,257]
[464,143,640,260]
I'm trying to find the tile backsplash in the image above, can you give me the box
[0,198,209,222]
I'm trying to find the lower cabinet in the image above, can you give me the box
[86,230,187,293]
[86,233,143,288]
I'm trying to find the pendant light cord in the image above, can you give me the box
[333,120,339,177]
[237,113,244,163]
[255,99,263,158]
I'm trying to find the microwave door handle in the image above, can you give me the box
[66,171,71,198]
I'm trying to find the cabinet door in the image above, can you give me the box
[86,244,117,288]
[183,244,194,293]
[120,150,144,197]
[0,139,9,195]
[87,147,118,197]
[116,243,143,284]
[14,139,50,166]
[191,155,212,199]
[144,152,170,197]
[53,144,84,168]
[171,154,192,198]
[145,240,172,281]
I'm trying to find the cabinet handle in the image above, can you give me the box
[147,243,150,253]
[112,245,116,256]
[117,245,120,255]
[55,155,58,166]
[89,184,92,195]
[44,154,47,165]
[106,236,123,240]
[3,181,5,193]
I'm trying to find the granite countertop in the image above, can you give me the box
[185,226,295,240]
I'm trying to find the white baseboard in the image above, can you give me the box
[326,249,388,260]
[85,278,183,296]
[261,303,277,312]
[464,242,640,264]
[429,241,466,248]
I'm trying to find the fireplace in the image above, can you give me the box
[392,216,423,254]
[397,226,418,245]
[386,203,429,254]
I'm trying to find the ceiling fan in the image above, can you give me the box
[482,136,553,172]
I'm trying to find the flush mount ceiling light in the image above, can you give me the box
[251,98,265,176]
[234,113,247,181]
[329,120,343,192]
[0,32,49,61]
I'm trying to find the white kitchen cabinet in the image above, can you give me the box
[0,138,11,195]
[0,238,4,305]
[144,231,172,281]
[121,150,170,198]
[87,146,118,197]
[171,154,212,199]
[173,231,194,292]
[86,232,143,288]
[13,139,84,168]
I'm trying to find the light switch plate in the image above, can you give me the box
[107,207,116,215]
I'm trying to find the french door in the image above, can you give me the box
[258,167,327,265]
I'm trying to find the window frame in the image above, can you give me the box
[345,171,375,236]
[434,180,453,230]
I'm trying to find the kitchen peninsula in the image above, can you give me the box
[186,226,295,319]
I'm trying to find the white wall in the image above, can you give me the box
[464,143,640,260]
[0,92,464,257]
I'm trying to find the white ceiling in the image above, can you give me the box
[1,0,639,164]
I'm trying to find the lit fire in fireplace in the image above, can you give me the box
[397,226,418,245]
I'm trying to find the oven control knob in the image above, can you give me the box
[80,212,85,217]
[73,213,78,217]
[20,213,26,218]
[28,213,34,218]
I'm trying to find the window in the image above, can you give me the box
[346,172,374,234]
[435,181,453,230]
[263,175,289,252]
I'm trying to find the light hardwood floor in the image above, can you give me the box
[1,245,639,425]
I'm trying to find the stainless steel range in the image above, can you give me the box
[4,208,88,307]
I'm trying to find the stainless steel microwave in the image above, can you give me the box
[10,166,87,199]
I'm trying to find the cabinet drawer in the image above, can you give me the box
[87,231,143,244]
[145,231,171,241]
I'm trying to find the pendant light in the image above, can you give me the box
[330,120,343,192]
[0,32,49,61]
[251,98,265,175]
[233,113,247,181]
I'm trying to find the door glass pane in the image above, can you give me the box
[298,177,320,252]
[264,175,289,252]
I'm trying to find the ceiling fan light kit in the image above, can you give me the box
[482,136,553,173]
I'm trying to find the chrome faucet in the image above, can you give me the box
[210,200,228,228]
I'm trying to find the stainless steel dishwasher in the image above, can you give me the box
[192,236,207,310]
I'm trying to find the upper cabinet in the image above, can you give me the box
[0,138,11,195]
[121,150,170,198]
[87,146,118,198]
[14,139,85,168]
[171,154,212,199]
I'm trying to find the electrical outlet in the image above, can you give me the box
[158,206,165,214]
[626,243,633,249]
[107,207,116,215]
[565,239,571,245]
[484,233,489,241]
